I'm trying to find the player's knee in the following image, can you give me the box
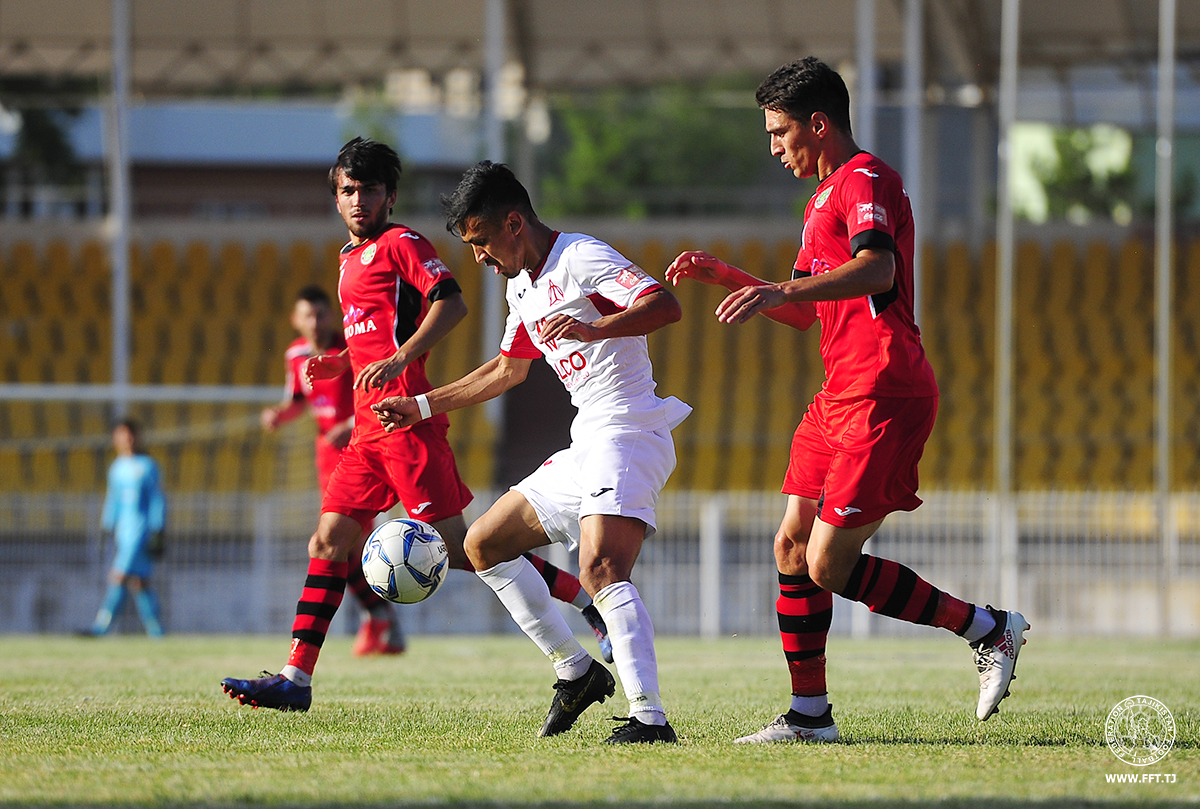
[773,529,808,576]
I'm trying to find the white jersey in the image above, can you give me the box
[500,232,691,439]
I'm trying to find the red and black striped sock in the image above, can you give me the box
[286,558,349,676]
[840,553,974,634]
[778,572,833,698]
[523,552,586,606]
[346,556,389,615]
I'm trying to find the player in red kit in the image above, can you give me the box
[261,285,405,656]
[667,58,1028,742]
[222,138,607,712]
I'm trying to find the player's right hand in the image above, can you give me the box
[305,353,350,384]
[371,396,421,431]
[665,251,729,287]
[260,407,280,431]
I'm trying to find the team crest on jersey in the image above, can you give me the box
[422,258,449,279]
[815,187,833,209]
[615,266,647,289]
[857,202,888,226]
[360,244,377,265]
[546,278,565,305]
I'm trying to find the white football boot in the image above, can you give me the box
[971,607,1029,721]
[734,707,839,743]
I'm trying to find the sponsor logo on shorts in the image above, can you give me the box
[411,502,433,515]
[833,506,862,517]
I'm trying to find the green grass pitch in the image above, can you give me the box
[1,633,1196,808]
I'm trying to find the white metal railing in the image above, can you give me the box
[1,490,1197,637]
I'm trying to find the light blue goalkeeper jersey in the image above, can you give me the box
[101,453,166,577]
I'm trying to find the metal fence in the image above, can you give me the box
[3,489,1197,638]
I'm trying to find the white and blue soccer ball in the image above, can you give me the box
[361,518,449,604]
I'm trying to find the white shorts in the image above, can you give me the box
[512,425,678,550]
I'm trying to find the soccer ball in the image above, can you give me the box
[361,518,449,604]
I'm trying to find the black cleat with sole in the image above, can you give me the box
[604,716,679,744]
[539,659,615,737]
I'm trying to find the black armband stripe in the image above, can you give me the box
[427,277,463,302]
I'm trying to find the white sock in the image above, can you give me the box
[962,606,997,644]
[593,580,666,726]
[571,590,592,610]
[790,694,829,717]
[279,666,311,687]
[477,557,592,680]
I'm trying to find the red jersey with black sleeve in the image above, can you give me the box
[336,223,462,443]
[794,151,938,401]
[283,335,354,436]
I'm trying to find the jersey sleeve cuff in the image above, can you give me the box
[428,277,463,302]
[850,229,895,256]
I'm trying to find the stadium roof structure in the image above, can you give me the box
[1,0,1199,96]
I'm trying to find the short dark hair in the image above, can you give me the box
[296,285,331,307]
[755,57,853,134]
[328,137,402,195]
[441,161,535,236]
[114,417,140,436]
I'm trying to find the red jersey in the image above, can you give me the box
[795,151,938,400]
[337,223,461,443]
[283,335,354,436]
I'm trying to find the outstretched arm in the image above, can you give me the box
[354,292,469,391]
[666,251,816,331]
[372,353,533,432]
[714,248,894,325]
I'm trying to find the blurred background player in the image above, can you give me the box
[81,418,166,637]
[223,138,606,713]
[262,284,405,656]
[667,57,1027,743]
[374,161,691,743]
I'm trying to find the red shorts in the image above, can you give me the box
[315,435,344,495]
[782,395,937,528]
[321,420,473,531]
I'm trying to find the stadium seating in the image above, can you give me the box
[1,234,1198,495]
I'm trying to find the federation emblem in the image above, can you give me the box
[814,187,833,208]
[1105,696,1175,766]
[361,244,377,265]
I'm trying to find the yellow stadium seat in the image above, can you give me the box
[175,444,211,491]
[65,448,103,491]
[2,401,38,438]
[28,448,61,491]
[248,439,279,492]
[0,449,28,491]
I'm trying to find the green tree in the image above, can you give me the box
[539,80,768,217]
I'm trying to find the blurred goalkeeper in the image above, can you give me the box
[81,418,166,637]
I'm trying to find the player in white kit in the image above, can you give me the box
[372,161,690,744]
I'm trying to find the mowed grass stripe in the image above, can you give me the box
[0,635,1196,807]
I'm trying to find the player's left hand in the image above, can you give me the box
[371,396,421,431]
[538,313,600,344]
[715,283,789,324]
[355,353,408,391]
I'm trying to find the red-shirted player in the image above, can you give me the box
[223,138,607,712]
[261,284,406,656]
[667,58,1028,743]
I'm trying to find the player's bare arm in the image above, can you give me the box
[261,400,306,431]
[667,250,817,331]
[538,286,681,345]
[304,350,351,384]
[354,293,469,391]
[373,353,533,431]
[716,247,894,324]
